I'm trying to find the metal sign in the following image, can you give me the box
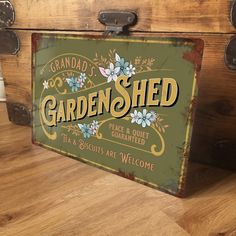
[32,34,204,196]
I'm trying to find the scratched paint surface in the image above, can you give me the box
[32,34,204,196]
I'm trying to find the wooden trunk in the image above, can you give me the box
[1,0,236,171]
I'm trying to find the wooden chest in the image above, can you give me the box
[0,0,236,173]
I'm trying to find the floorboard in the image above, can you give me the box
[0,102,235,236]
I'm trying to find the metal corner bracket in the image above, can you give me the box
[230,0,236,28]
[225,36,236,70]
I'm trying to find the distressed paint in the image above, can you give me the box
[183,39,204,83]
[32,34,204,196]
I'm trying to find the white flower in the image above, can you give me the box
[126,64,136,77]
[77,78,84,88]
[91,120,99,129]
[90,120,99,134]
[149,110,157,122]
[137,109,152,128]
[105,63,120,83]
[130,110,139,123]
[43,80,49,89]
[80,73,87,82]
[115,53,121,62]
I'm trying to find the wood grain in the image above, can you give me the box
[0,102,236,236]
[1,30,236,168]
[9,0,236,33]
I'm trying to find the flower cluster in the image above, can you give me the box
[66,73,87,92]
[99,53,136,83]
[130,109,157,128]
[78,120,99,138]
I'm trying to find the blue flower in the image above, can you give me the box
[115,53,129,76]
[66,77,81,92]
[137,109,152,128]
[78,124,93,138]
[80,73,87,82]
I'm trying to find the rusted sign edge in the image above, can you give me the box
[183,38,204,84]
[177,39,204,196]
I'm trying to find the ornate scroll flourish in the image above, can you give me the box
[48,77,67,94]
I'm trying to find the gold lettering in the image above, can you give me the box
[110,77,131,118]
[55,60,60,71]
[161,78,178,106]
[97,88,111,115]
[60,58,65,70]
[132,79,147,107]
[65,57,70,68]
[146,78,161,106]
[41,75,179,128]
[41,95,57,126]
[66,99,76,121]
[71,57,77,69]
[76,59,81,70]
[50,63,56,73]
[89,66,96,77]
[57,100,66,123]
[82,61,88,72]
[87,92,98,117]
[77,96,87,119]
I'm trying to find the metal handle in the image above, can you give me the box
[98,10,137,36]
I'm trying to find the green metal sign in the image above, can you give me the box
[32,34,204,196]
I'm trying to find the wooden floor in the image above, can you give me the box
[0,102,236,236]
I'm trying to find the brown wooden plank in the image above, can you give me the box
[10,0,236,33]
[0,102,236,235]
[1,30,236,169]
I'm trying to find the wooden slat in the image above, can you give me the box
[10,0,236,33]
[1,30,236,169]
